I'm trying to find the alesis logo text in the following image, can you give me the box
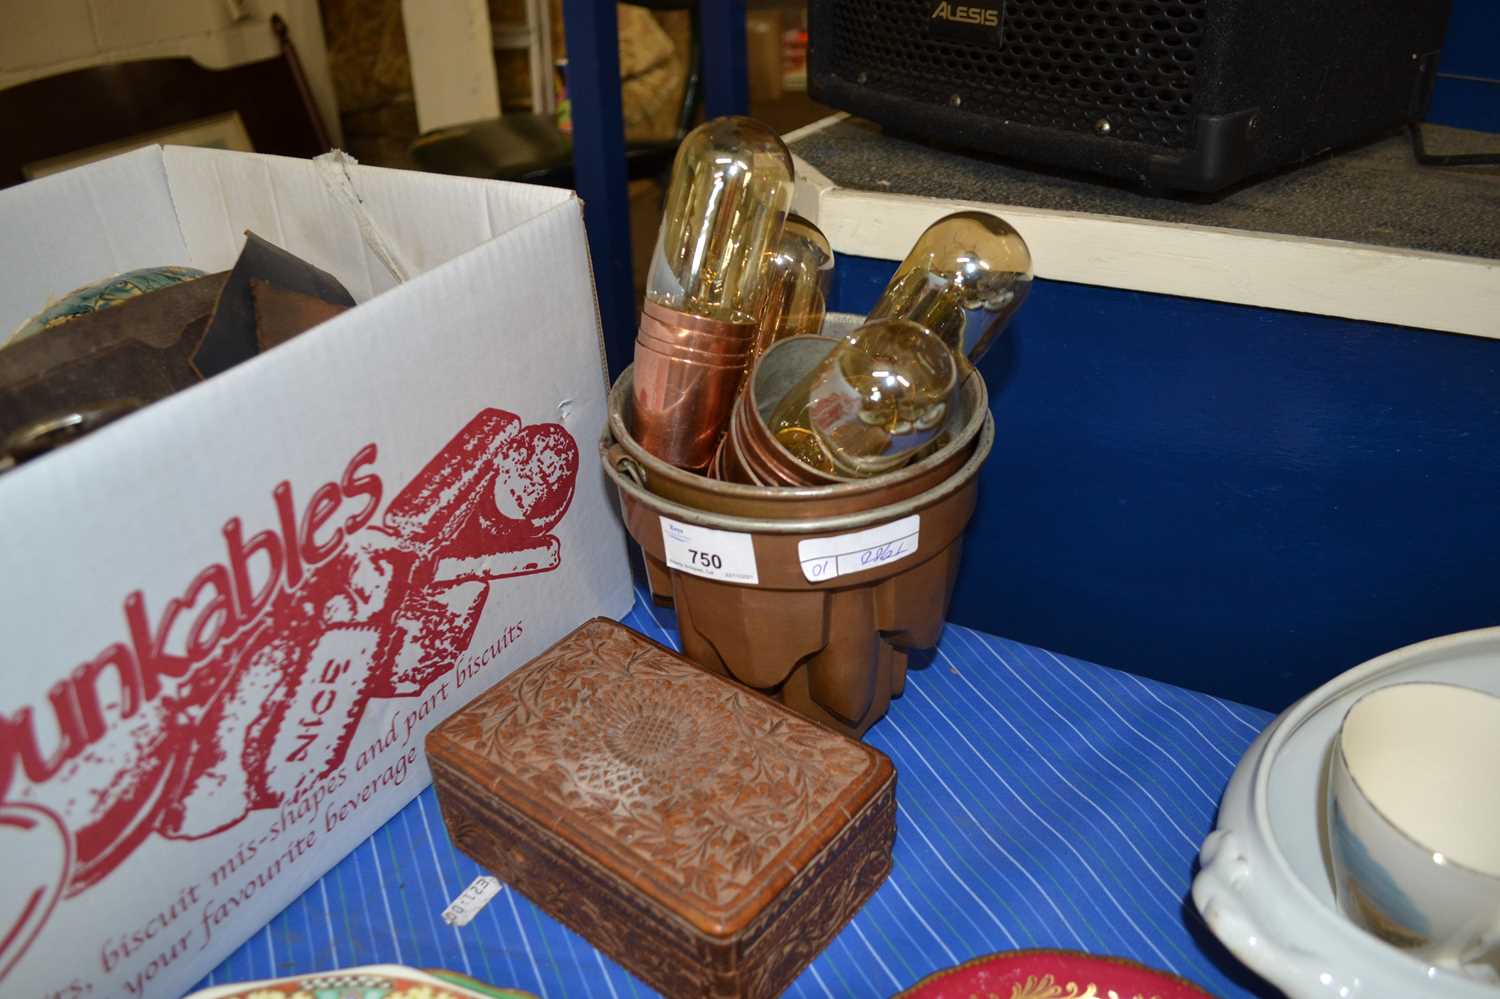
[931,2,998,26]
[0,409,580,981]
[928,1,1003,43]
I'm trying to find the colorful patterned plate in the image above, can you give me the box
[9,265,205,345]
[183,964,537,999]
[895,949,1217,999]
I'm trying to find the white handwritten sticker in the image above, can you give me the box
[660,517,760,584]
[442,875,503,927]
[798,514,920,583]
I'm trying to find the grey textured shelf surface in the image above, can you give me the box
[791,117,1500,261]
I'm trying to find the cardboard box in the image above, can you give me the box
[0,146,633,999]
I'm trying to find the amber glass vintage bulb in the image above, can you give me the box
[646,116,796,323]
[867,211,1032,362]
[767,318,959,478]
[749,213,834,357]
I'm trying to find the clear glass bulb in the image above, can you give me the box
[646,116,796,323]
[750,213,834,357]
[766,318,959,478]
[867,211,1032,362]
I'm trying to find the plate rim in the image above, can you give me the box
[891,947,1216,998]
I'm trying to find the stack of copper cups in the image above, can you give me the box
[631,299,755,473]
[718,336,841,487]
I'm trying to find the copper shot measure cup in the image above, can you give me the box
[631,303,756,470]
[722,335,848,487]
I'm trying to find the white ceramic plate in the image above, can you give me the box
[1193,627,1500,999]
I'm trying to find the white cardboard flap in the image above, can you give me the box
[0,147,189,338]
[162,146,575,301]
[0,145,577,335]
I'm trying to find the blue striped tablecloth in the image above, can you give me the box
[196,588,1277,998]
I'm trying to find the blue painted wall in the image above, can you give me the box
[832,256,1500,711]
[1430,0,1500,133]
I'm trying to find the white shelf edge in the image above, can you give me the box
[791,154,1500,341]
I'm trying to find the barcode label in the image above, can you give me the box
[660,517,760,585]
[442,876,503,927]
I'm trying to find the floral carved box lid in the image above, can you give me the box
[425,618,895,939]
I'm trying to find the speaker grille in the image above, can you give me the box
[826,0,1208,149]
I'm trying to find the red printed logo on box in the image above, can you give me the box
[0,409,578,981]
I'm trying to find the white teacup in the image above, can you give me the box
[1326,681,1500,979]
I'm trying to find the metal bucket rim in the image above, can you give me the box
[604,411,994,535]
[607,359,989,502]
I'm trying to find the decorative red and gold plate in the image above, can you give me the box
[896,949,1217,999]
[184,964,537,999]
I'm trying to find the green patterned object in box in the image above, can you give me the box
[8,265,205,346]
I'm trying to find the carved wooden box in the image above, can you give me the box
[426,618,896,999]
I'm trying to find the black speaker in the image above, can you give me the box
[808,0,1452,191]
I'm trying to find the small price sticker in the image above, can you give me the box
[797,514,920,583]
[442,876,503,927]
[660,517,759,584]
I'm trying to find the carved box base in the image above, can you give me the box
[427,619,896,999]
